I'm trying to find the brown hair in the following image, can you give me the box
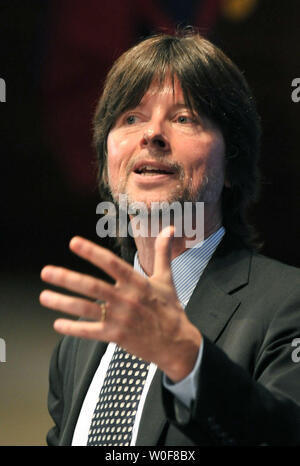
[93,31,261,260]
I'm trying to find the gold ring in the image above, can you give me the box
[99,302,107,322]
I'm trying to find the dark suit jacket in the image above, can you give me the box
[47,247,300,446]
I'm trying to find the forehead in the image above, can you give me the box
[134,75,188,109]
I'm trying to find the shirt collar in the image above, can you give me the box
[134,226,225,308]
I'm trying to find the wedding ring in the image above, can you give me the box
[99,302,107,322]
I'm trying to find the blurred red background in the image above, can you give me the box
[1,0,299,272]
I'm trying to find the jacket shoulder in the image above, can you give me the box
[250,252,300,289]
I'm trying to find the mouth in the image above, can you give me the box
[133,162,176,177]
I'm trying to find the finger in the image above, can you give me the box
[69,236,144,286]
[53,318,115,342]
[39,289,103,321]
[40,265,116,302]
[152,226,175,281]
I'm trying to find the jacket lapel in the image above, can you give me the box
[60,339,108,445]
[185,248,252,342]
[135,369,166,445]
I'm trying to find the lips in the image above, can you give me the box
[133,161,176,176]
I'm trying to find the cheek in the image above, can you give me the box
[106,132,127,184]
[107,131,135,164]
[107,129,136,155]
[187,133,225,176]
[206,134,226,176]
[107,132,122,165]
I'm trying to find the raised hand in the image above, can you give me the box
[40,227,201,382]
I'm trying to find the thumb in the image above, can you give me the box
[152,226,175,281]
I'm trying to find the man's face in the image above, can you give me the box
[106,77,226,209]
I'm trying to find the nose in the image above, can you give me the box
[140,124,170,152]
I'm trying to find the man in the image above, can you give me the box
[40,32,300,446]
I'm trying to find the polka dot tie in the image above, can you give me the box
[87,345,150,446]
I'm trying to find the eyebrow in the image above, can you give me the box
[171,103,194,111]
[127,101,193,112]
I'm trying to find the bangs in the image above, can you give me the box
[103,36,206,125]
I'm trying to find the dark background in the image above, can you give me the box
[0,0,299,445]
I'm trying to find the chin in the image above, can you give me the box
[125,191,171,206]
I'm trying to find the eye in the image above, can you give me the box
[176,114,198,124]
[177,115,189,124]
[125,115,138,125]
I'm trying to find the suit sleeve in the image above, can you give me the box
[162,286,300,446]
